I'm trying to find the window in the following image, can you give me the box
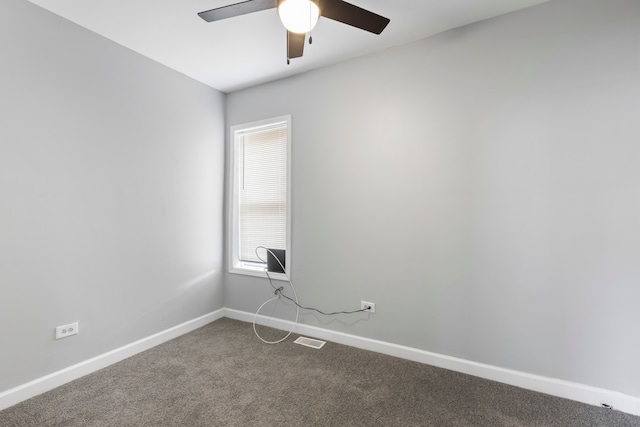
[229,115,291,280]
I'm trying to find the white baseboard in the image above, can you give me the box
[0,309,224,411]
[224,308,640,417]
[3,307,638,417]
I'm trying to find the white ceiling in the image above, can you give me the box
[27,0,549,93]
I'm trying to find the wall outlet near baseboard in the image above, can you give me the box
[361,301,376,313]
[56,322,79,340]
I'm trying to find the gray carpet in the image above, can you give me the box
[1,318,639,426]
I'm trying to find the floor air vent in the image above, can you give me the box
[294,336,326,349]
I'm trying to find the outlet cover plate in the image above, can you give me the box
[56,322,79,339]
[361,301,376,313]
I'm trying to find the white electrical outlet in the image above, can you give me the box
[361,301,376,313]
[55,322,79,340]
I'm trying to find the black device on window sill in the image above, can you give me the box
[267,249,286,274]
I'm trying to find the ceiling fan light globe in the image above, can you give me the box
[278,0,320,34]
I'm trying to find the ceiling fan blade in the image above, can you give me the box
[287,31,305,59]
[319,0,390,34]
[198,0,277,22]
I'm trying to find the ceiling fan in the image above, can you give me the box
[198,0,390,63]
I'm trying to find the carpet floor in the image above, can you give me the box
[1,318,639,426]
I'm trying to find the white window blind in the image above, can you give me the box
[237,124,287,263]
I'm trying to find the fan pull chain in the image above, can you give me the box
[309,0,313,44]
[286,30,290,64]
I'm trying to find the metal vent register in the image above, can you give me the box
[294,336,326,349]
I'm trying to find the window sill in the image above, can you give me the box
[229,265,289,282]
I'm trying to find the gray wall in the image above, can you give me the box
[0,0,225,391]
[225,0,640,397]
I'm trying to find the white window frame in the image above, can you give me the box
[228,115,291,281]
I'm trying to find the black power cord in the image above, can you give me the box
[252,246,371,345]
[270,285,370,316]
[257,246,371,316]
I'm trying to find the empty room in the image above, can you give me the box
[1,0,639,425]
